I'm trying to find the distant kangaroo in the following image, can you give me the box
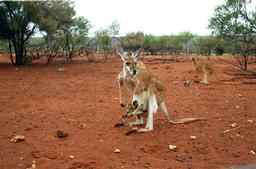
[192,57,218,84]
[117,47,204,133]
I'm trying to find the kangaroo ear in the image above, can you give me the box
[116,46,126,61]
[133,48,144,59]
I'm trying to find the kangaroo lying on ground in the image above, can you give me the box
[116,48,204,133]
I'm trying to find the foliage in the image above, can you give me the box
[95,29,111,51]
[214,44,225,55]
[122,31,144,51]
[209,0,256,70]
[178,31,194,55]
[0,1,75,65]
[95,20,120,53]
[0,39,15,64]
[143,35,159,55]
[192,35,218,56]
[169,35,183,55]
[158,36,172,55]
[58,16,91,62]
[108,20,120,37]
[0,40,8,53]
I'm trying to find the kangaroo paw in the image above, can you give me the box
[137,128,153,132]
[114,122,126,127]
[120,103,125,107]
[125,129,138,135]
[128,121,144,126]
[200,80,208,84]
[121,112,133,118]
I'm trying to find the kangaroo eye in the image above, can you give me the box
[126,62,130,66]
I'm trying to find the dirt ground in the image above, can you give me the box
[0,55,255,169]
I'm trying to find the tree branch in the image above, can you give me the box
[24,24,37,42]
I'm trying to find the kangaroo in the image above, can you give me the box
[116,47,146,126]
[192,57,218,84]
[117,47,145,107]
[117,48,204,133]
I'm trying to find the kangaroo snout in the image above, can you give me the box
[132,69,137,75]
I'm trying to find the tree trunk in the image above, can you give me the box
[12,34,26,65]
[15,42,25,65]
[8,39,14,65]
[243,55,248,71]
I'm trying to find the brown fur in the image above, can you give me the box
[192,57,218,84]
[132,67,204,125]
[133,68,165,104]
[117,48,146,106]
[117,48,205,132]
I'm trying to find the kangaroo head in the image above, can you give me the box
[117,47,143,76]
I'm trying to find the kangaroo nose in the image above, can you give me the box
[132,70,137,75]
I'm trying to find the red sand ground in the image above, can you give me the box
[0,56,255,169]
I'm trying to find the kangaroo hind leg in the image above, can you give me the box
[137,95,157,132]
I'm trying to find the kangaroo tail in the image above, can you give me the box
[169,117,206,124]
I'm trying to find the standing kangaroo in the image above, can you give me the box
[117,47,146,126]
[117,48,204,133]
[117,47,145,107]
[192,57,218,84]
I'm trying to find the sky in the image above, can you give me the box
[74,0,226,36]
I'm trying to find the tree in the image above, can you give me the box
[169,35,183,55]
[209,0,256,70]
[0,1,75,65]
[122,31,144,51]
[178,31,194,56]
[143,35,160,55]
[43,34,62,65]
[58,16,91,62]
[214,38,226,55]
[108,20,120,38]
[95,29,111,51]
[94,21,120,61]
[192,35,218,56]
[0,39,14,64]
[158,36,172,55]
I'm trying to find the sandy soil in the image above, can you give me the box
[0,56,255,169]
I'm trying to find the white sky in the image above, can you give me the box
[74,0,226,36]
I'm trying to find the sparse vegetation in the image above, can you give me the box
[0,1,256,169]
[209,0,256,71]
[0,1,75,65]
[0,0,255,72]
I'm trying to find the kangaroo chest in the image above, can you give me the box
[124,77,136,91]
